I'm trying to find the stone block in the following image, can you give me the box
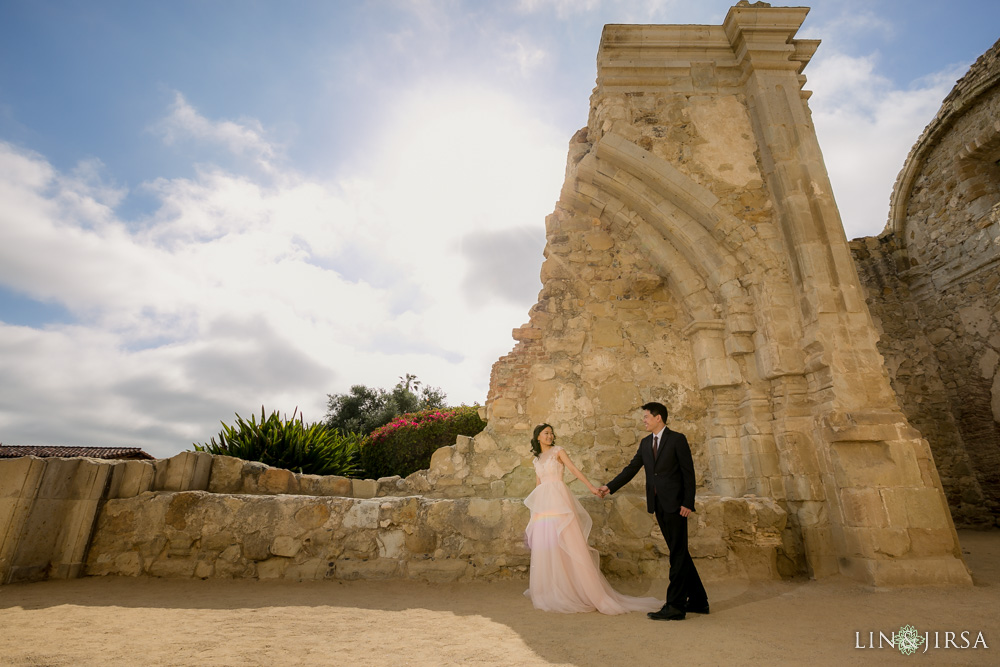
[488,398,518,420]
[154,451,213,492]
[783,474,824,502]
[467,498,503,526]
[829,441,921,488]
[689,535,729,558]
[113,551,143,576]
[376,530,406,559]
[352,479,378,499]
[270,536,301,558]
[860,557,972,587]
[257,467,298,495]
[840,526,877,559]
[342,500,380,530]
[871,527,910,558]
[907,527,960,557]
[481,450,520,479]
[0,457,44,498]
[241,532,271,561]
[429,445,458,475]
[294,504,331,530]
[404,526,439,554]
[202,531,237,552]
[111,460,155,498]
[193,560,214,579]
[207,456,246,493]
[710,454,746,481]
[299,474,352,497]
[388,497,420,525]
[37,458,109,500]
[839,487,888,528]
[885,487,951,530]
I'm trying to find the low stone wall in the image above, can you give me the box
[1,451,789,585]
[84,491,786,583]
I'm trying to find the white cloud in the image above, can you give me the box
[515,0,682,22]
[516,0,602,18]
[807,52,964,239]
[812,7,894,45]
[0,83,565,458]
[502,36,550,76]
[153,92,280,172]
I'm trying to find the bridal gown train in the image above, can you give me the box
[523,446,661,614]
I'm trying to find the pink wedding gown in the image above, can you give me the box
[523,446,662,614]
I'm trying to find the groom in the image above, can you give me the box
[598,402,709,621]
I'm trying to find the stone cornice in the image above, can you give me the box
[723,4,812,74]
[596,5,816,96]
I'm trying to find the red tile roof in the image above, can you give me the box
[0,445,155,460]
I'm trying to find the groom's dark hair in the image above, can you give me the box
[642,402,668,423]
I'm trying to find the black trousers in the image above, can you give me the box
[655,505,708,610]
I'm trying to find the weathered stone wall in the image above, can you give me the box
[486,206,710,496]
[852,37,1000,528]
[475,3,972,587]
[1,452,789,585]
[84,490,786,583]
[0,455,163,584]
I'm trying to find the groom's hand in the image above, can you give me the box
[679,506,692,517]
[598,485,610,498]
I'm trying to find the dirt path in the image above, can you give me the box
[1,530,997,666]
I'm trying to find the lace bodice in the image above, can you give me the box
[533,446,565,484]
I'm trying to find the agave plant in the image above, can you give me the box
[193,407,361,477]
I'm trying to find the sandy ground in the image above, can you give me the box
[1,530,998,667]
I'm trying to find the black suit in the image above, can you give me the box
[606,427,707,612]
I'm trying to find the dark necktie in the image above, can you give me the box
[652,435,659,458]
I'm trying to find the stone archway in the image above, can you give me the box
[474,3,971,586]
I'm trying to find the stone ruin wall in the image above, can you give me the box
[480,4,972,587]
[0,452,785,585]
[851,37,1000,529]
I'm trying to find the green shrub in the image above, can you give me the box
[361,405,486,479]
[192,407,361,477]
[324,374,446,435]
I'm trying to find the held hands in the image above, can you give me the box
[597,485,610,499]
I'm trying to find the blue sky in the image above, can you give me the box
[1,0,998,458]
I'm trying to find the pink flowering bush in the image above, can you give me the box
[360,405,486,479]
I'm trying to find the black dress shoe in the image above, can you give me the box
[647,606,686,621]
[687,603,710,615]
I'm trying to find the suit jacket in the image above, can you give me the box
[606,427,696,514]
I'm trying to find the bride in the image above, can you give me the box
[523,423,661,614]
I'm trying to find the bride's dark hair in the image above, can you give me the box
[531,423,555,457]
